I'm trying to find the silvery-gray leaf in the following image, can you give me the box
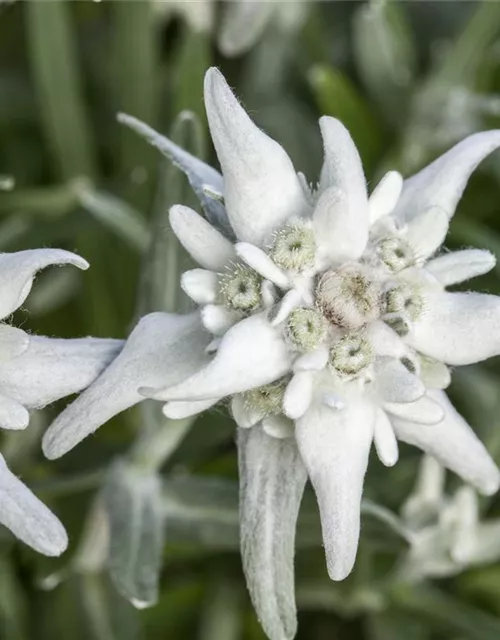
[103,460,165,608]
[117,113,233,238]
[0,454,67,556]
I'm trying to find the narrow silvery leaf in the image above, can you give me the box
[393,130,500,224]
[426,249,496,286]
[0,454,67,556]
[0,336,123,410]
[42,313,209,459]
[117,112,232,237]
[204,67,309,245]
[392,391,500,496]
[0,249,88,320]
[77,185,150,253]
[102,460,165,608]
[238,427,307,640]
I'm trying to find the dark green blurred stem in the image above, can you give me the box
[173,25,212,133]
[25,1,97,181]
[111,0,159,209]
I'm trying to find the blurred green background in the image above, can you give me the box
[3,1,500,639]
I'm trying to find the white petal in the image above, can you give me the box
[181,269,219,305]
[201,304,240,336]
[0,325,29,361]
[0,395,29,430]
[384,395,444,425]
[313,187,368,264]
[117,113,231,237]
[368,171,403,223]
[0,249,88,319]
[235,243,289,289]
[231,395,263,429]
[269,289,302,327]
[218,0,274,57]
[419,356,451,390]
[404,206,449,261]
[0,336,123,409]
[373,408,398,467]
[374,358,425,404]
[293,346,329,372]
[262,415,295,439]
[162,397,219,419]
[315,117,369,261]
[238,427,306,640]
[296,399,375,580]
[147,314,291,401]
[204,68,308,245]
[402,455,445,528]
[169,205,236,271]
[426,250,496,287]
[42,313,210,459]
[283,372,314,420]
[457,520,500,566]
[408,291,500,365]
[0,454,67,556]
[392,390,500,495]
[366,321,406,358]
[393,130,500,224]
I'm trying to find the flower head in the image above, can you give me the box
[43,68,500,640]
[0,248,123,555]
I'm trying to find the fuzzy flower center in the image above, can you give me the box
[270,223,316,272]
[220,264,262,311]
[384,284,423,321]
[242,379,287,416]
[329,332,373,377]
[286,307,328,352]
[316,264,381,329]
[376,237,415,272]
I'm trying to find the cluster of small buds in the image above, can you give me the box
[270,222,316,272]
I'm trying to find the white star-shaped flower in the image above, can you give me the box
[43,68,500,640]
[0,248,123,556]
[400,456,500,582]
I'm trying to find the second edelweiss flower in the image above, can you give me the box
[42,68,500,640]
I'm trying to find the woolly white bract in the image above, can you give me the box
[0,249,123,556]
[43,68,500,640]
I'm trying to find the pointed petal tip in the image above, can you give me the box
[479,469,500,496]
[327,556,355,582]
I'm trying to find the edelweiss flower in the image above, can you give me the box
[0,249,123,556]
[43,69,500,639]
[399,456,500,582]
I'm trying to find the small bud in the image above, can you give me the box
[220,264,262,312]
[384,284,424,321]
[329,332,374,377]
[271,223,316,272]
[243,379,288,416]
[316,265,381,329]
[286,307,328,352]
[376,237,414,272]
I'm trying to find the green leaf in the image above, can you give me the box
[353,0,416,126]
[77,186,150,253]
[308,64,384,173]
[111,0,159,207]
[0,553,28,640]
[103,460,165,608]
[391,583,500,640]
[25,1,97,180]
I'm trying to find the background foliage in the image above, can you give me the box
[2,1,500,639]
